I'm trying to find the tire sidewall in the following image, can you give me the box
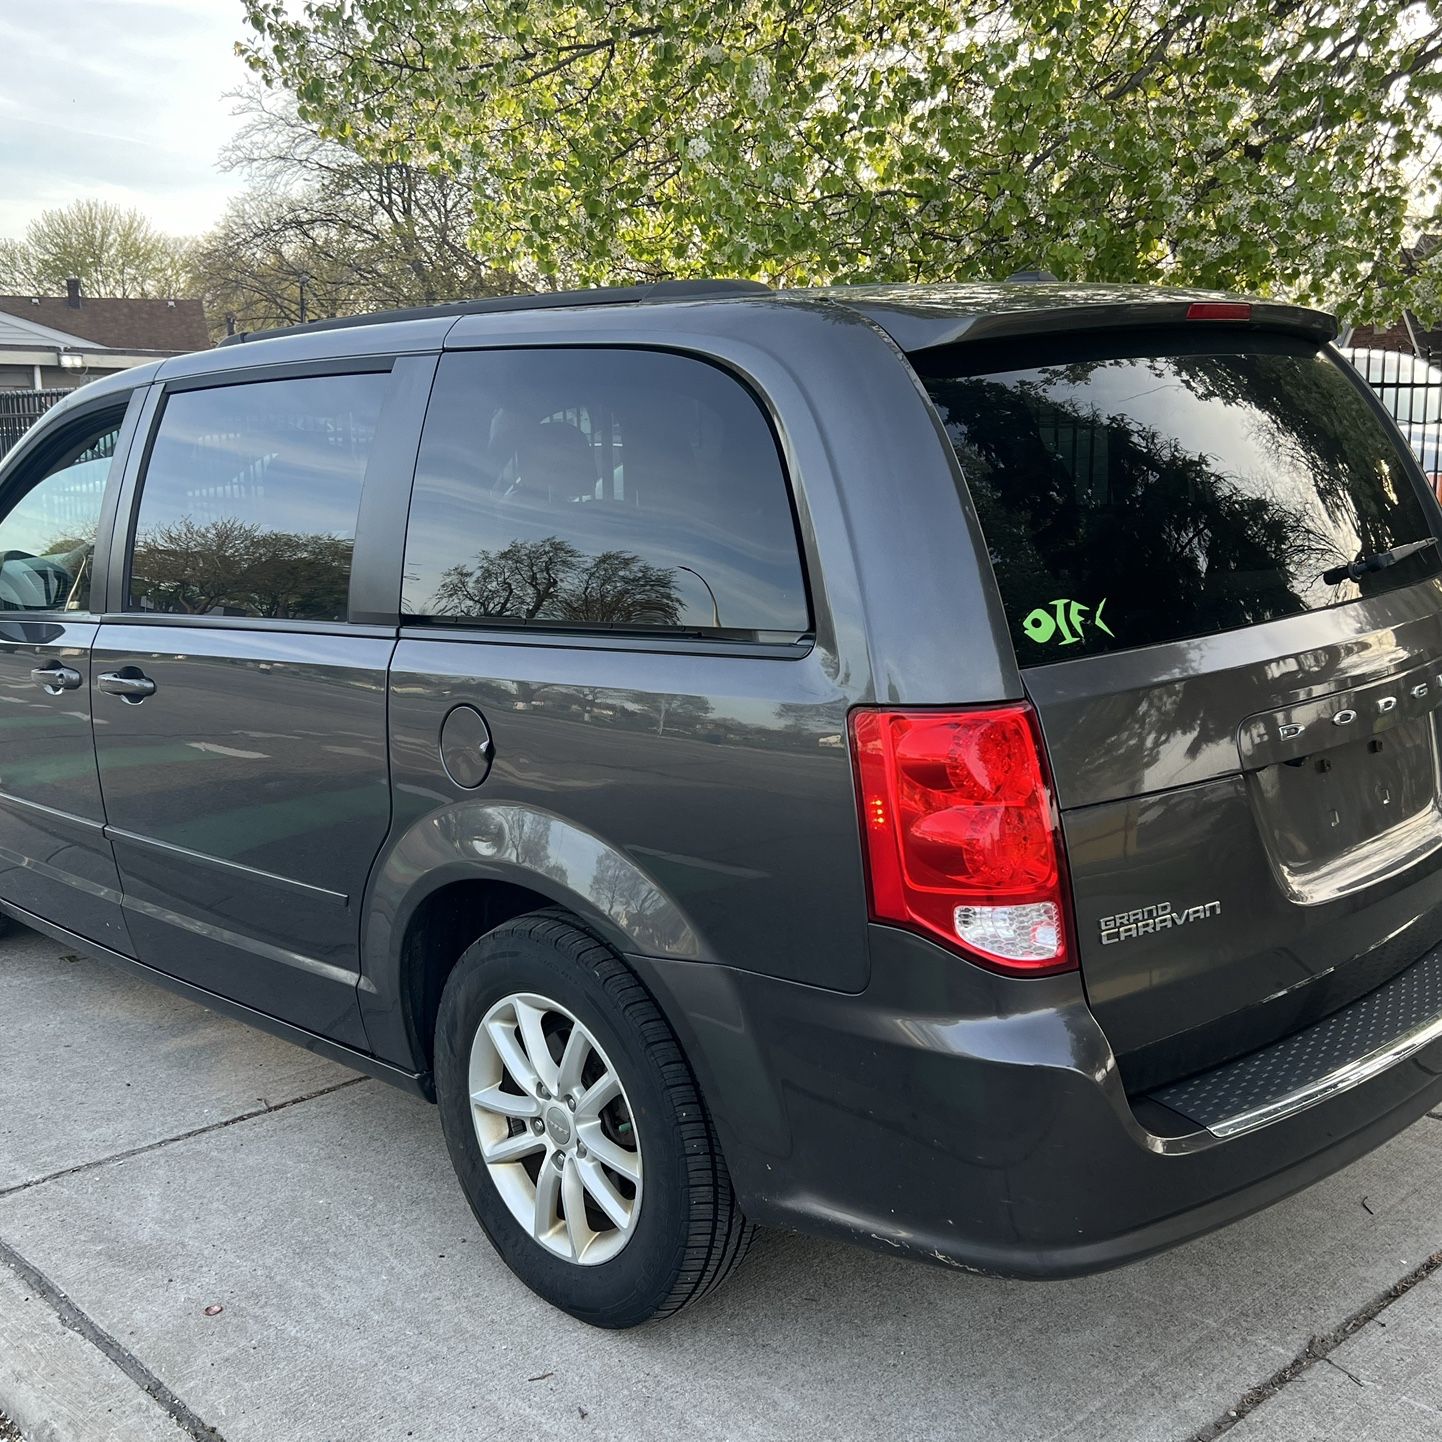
[435,923,693,1327]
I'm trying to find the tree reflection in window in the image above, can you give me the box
[952,380,1332,634]
[126,373,384,622]
[920,341,1436,659]
[429,537,683,628]
[130,517,353,620]
[401,348,810,635]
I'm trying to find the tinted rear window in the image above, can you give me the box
[402,348,809,637]
[918,333,1440,663]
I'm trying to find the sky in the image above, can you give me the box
[0,1,255,240]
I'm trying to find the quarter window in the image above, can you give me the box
[0,420,119,613]
[402,349,809,636]
[128,373,388,620]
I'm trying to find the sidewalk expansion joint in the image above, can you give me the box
[0,1075,368,1201]
[1183,1247,1442,1440]
[0,1235,227,1441]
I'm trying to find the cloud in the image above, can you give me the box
[0,0,254,238]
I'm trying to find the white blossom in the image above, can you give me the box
[748,59,772,104]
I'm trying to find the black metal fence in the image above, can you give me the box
[1339,347,1442,477]
[0,389,68,455]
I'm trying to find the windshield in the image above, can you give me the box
[917,333,1440,663]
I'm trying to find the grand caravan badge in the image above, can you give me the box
[1098,900,1222,946]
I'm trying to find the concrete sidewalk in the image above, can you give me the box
[4,925,1442,1442]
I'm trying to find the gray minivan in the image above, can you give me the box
[6,279,1442,1327]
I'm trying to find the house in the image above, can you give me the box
[1345,314,1442,356]
[1342,234,1442,356]
[0,278,209,390]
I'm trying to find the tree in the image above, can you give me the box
[0,241,30,292]
[241,0,1442,320]
[188,189,366,334]
[0,200,192,297]
[130,517,353,620]
[430,537,683,626]
[188,87,518,335]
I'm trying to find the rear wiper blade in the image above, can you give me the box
[1322,537,1438,586]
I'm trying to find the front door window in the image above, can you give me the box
[0,425,118,613]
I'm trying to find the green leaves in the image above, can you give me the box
[238,0,1442,322]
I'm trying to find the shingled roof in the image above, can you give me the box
[0,284,209,353]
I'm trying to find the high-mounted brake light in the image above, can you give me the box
[849,705,1074,976]
[1185,301,1252,321]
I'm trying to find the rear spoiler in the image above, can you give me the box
[850,295,1339,354]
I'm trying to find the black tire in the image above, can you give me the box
[434,910,754,1327]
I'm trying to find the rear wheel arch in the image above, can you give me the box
[394,877,578,1078]
[386,872,696,1077]
[359,802,705,1076]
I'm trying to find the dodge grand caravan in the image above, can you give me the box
[6,279,1442,1327]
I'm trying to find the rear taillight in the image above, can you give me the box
[849,705,1074,975]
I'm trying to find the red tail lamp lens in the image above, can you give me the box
[850,706,1073,975]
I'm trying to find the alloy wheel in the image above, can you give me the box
[468,991,643,1265]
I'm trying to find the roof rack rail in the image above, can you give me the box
[219,279,773,347]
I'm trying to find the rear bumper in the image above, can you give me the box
[634,926,1442,1277]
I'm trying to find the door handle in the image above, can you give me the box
[97,670,157,701]
[30,665,82,693]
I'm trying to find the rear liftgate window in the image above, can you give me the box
[916,332,1440,662]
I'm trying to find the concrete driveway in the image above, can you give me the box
[4,925,1442,1442]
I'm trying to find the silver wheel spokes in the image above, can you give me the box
[468,993,642,1266]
